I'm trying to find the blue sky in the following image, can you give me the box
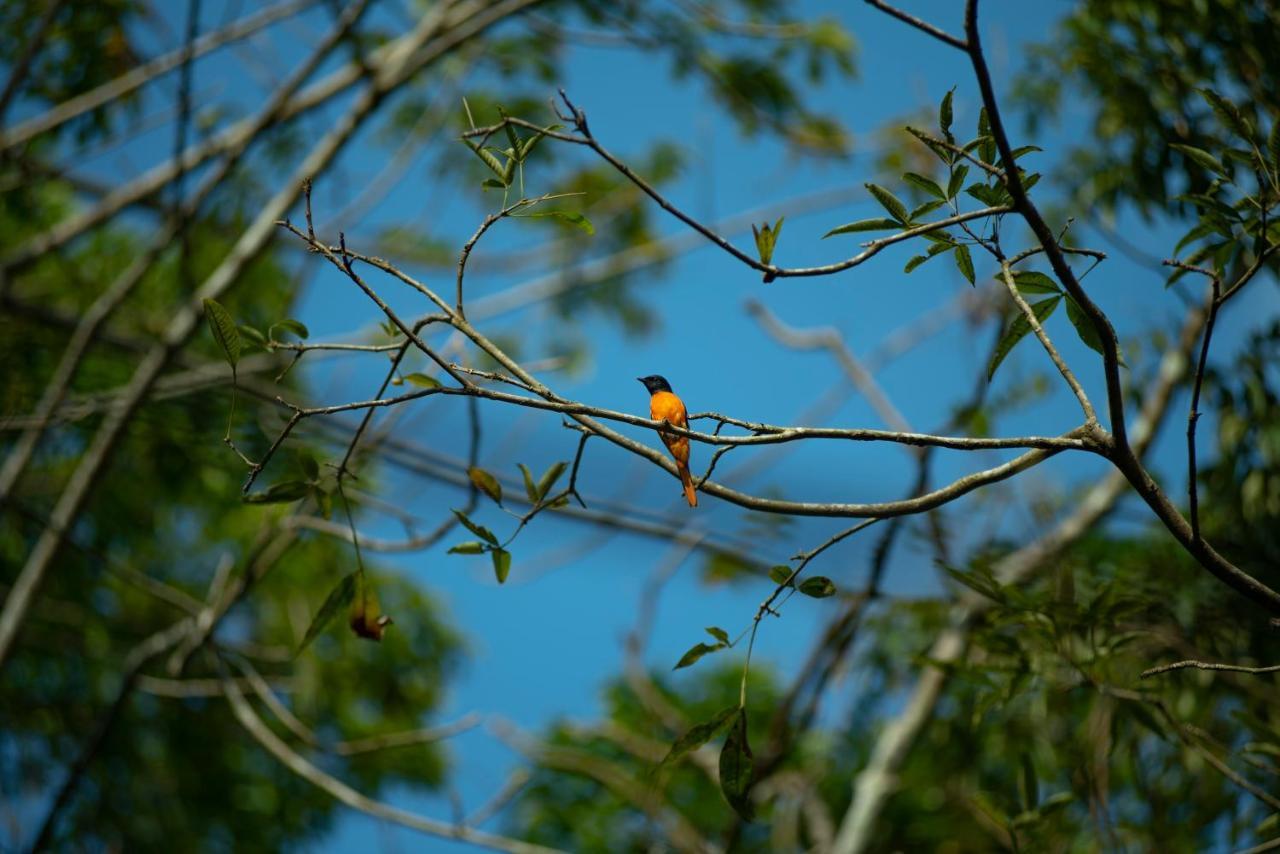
[46,1,1280,849]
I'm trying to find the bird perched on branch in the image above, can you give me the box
[637,374,698,507]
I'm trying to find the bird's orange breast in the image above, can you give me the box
[649,390,688,425]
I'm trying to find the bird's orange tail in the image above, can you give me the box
[679,464,698,507]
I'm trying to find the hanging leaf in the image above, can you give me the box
[297,572,357,653]
[1268,119,1280,177]
[1064,295,1122,364]
[865,183,910,223]
[657,706,739,770]
[798,576,837,598]
[203,298,241,369]
[822,217,901,238]
[947,164,970,199]
[987,296,1062,381]
[719,708,755,820]
[491,548,512,584]
[954,244,975,285]
[468,467,503,505]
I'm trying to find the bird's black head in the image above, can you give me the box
[637,374,673,394]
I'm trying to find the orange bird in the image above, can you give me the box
[638,374,698,507]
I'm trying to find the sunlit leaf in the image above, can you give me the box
[1170,143,1228,177]
[491,548,512,584]
[468,467,503,505]
[404,373,441,389]
[705,626,731,645]
[448,541,486,555]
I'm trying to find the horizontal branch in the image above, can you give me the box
[1141,660,1280,679]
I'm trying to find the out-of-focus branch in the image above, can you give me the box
[0,0,317,152]
[830,290,1210,854]
[218,664,563,854]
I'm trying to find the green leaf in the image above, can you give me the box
[1269,119,1280,177]
[822,217,901,238]
[768,565,795,586]
[939,87,954,137]
[953,244,975,285]
[468,467,503,505]
[909,199,946,221]
[902,172,947,201]
[518,123,562,160]
[944,565,1005,602]
[1020,753,1039,812]
[464,138,510,179]
[1010,145,1042,159]
[238,324,266,346]
[203,298,241,369]
[298,454,319,481]
[525,209,594,234]
[245,480,311,504]
[448,541,486,555]
[536,461,568,500]
[946,164,969,199]
[657,706,738,770]
[297,572,357,653]
[491,548,512,584]
[518,463,539,503]
[273,318,309,340]
[705,626,731,645]
[1199,88,1254,142]
[977,107,995,163]
[1064,295,1107,361]
[904,254,929,274]
[1005,270,1061,295]
[1170,143,1228,177]
[452,509,498,545]
[403,372,441,389]
[865,182,909,223]
[986,296,1062,382]
[719,708,755,820]
[751,217,784,265]
[674,641,725,670]
[798,576,837,598]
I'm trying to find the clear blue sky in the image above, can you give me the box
[62,2,1279,849]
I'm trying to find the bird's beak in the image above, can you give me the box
[635,377,645,384]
